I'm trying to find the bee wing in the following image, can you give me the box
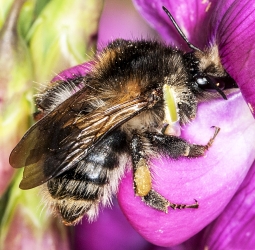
[10,89,148,189]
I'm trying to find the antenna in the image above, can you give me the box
[162,6,202,52]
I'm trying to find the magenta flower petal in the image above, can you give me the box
[198,160,255,249]
[132,0,212,48]
[118,92,255,247]
[51,62,93,82]
[209,0,255,117]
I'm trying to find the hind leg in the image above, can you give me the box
[130,128,220,212]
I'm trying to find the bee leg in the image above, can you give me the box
[133,127,220,212]
[188,126,220,157]
[130,134,198,213]
[130,133,168,212]
[142,191,198,212]
[146,126,220,158]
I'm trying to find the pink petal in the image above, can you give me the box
[118,92,255,246]
[73,200,149,250]
[199,160,255,249]
[0,145,15,196]
[51,63,92,82]
[210,0,255,118]
[132,0,212,49]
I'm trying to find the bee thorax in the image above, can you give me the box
[121,108,164,136]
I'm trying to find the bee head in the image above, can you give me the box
[184,47,237,101]
[161,6,237,132]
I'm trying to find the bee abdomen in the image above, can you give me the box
[46,130,129,225]
[55,199,98,226]
[48,179,103,200]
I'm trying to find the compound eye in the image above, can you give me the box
[194,73,227,99]
[194,74,226,91]
[194,73,210,89]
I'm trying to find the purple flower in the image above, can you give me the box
[118,0,255,247]
[57,0,255,248]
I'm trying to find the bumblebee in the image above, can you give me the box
[9,7,236,225]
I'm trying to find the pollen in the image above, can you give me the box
[163,84,178,123]
[134,158,152,196]
[162,84,180,136]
